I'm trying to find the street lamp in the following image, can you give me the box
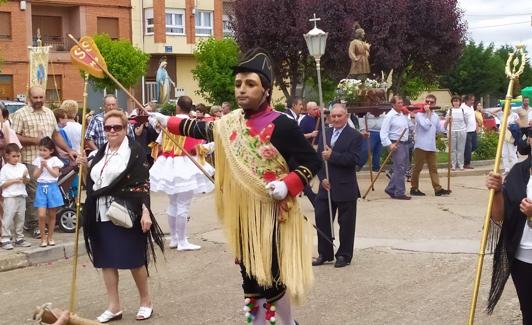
[304,14,335,240]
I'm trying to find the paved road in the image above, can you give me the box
[0,173,524,324]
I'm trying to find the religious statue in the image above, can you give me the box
[348,22,371,78]
[156,57,175,104]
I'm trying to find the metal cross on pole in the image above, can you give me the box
[304,14,335,240]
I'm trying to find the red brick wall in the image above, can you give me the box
[213,0,223,40]
[85,6,131,40]
[185,0,195,44]
[0,2,30,63]
[153,0,166,43]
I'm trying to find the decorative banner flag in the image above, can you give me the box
[69,36,107,79]
[28,45,51,89]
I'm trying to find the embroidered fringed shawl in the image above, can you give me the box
[213,110,313,303]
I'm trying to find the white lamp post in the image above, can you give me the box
[304,14,335,240]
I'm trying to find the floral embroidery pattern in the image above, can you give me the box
[226,116,288,185]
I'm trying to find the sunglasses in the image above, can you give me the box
[103,124,124,132]
[425,100,436,104]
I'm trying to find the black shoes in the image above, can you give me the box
[410,188,426,196]
[334,256,350,268]
[312,255,334,266]
[435,188,452,196]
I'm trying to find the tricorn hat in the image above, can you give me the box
[233,49,273,85]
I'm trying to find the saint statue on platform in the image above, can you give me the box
[156,57,175,104]
[348,22,371,79]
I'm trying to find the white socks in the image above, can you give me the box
[167,215,177,249]
[176,215,200,251]
[275,294,295,325]
[252,298,267,325]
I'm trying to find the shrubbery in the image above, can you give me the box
[473,131,499,160]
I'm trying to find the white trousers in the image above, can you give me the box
[166,191,194,243]
[1,196,26,242]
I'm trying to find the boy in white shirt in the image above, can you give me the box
[0,143,30,249]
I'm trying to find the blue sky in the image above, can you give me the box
[459,0,532,52]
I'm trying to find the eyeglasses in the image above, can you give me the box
[103,124,124,132]
[425,100,436,104]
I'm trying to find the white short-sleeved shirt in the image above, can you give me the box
[32,156,64,183]
[63,121,82,152]
[0,163,29,197]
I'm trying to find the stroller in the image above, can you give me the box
[55,164,82,233]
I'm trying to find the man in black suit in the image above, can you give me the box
[313,103,362,268]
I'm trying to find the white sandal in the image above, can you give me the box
[136,306,153,321]
[96,310,123,323]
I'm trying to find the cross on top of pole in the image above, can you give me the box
[309,13,320,28]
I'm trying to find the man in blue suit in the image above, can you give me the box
[313,103,362,268]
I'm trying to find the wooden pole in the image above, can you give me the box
[362,128,407,199]
[68,73,89,313]
[447,111,453,191]
[365,113,374,191]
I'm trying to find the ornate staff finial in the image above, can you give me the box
[309,13,320,29]
[505,44,527,80]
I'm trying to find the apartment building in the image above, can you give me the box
[0,0,131,103]
[131,0,233,105]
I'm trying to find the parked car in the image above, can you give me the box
[482,111,499,131]
[0,100,25,114]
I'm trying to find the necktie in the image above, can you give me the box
[331,128,341,146]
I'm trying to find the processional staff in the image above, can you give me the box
[467,44,527,325]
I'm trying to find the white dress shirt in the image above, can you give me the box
[380,109,410,147]
[414,112,444,152]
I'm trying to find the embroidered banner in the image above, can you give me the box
[28,45,51,89]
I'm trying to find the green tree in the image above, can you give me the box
[440,42,504,97]
[87,34,150,92]
[192,37,239,106]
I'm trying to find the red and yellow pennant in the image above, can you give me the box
[69,36,107,79]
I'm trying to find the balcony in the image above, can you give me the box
[31,5,82,52]
[32,35,75,52]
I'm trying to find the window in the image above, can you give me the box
[97,17,119,40]
[223,14,234,36]
[195,10,213,36]
[144,8,154,35]
[0,12,11,40]
[0,75,13,100]
[46,75,62,103]
[166,9,185,35]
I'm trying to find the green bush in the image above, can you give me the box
[436,135,447,152]
[473,131,499,160]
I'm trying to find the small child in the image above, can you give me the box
[33,137,64,247]
[0,143,30,250]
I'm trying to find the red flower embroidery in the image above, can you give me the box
[262,170,277,182]
[230,131,237,142]
[248,127,259,137]
[259,123,275,143]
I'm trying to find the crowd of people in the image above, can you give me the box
[0,53,531,323]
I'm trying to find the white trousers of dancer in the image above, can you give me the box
[167,190,194,247]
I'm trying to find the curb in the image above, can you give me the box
[0,240,86,273]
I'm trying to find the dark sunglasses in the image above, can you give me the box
[103,124,124,132]
[425,100,436,104]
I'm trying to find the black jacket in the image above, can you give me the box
[316,125,362,202]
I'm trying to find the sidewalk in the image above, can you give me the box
[0,159,497,272]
